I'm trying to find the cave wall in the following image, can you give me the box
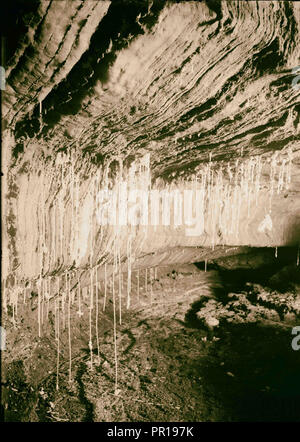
[2,0,300,293]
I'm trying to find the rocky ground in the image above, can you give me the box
[2,257,300,422]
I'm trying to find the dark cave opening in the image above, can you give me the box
[195,246,300,293]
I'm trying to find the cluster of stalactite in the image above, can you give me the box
[2,144,297,392]
[4,258,160,392]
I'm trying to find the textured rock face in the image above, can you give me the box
[3,1,300,163]
[2,1,300,423]
[2,0,300,285]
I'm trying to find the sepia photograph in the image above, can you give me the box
[1,0,300,425]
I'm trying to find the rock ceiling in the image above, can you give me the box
[3,0,299,176]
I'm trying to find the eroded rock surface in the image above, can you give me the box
[2,0,300,422]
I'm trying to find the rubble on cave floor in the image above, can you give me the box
[2,262,300,422]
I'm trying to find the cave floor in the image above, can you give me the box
[2,264,300,422]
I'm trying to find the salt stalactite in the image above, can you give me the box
[210,169,217,248]
[286,147,293,189]
[269,151,278,213]
[56,276,60,391]
[54,298,58,341]
[67,272,72,383]
[297,246,299,267]
[95,265,100,358]
[62,274,66,331]
[59,194,63,264]
[278,158,286,194]
[59,158,65,264]
[40,177,45,277]
[9,278,19,327]
[74,175,80,267]
[12,294,16,327]
[150,268,153,304]
[46,277,50,320]
[70,273,76,305]
[41,278,44,325]
[103,263,107,311]
[89,177,95,272]
[15,286,19,319]
[205,259,207,272]
[77,276,83,317]
[255,156,262,206]
[70,155,75,264]
[38,274,42,337]
[52,200,56,267]
[118,246,122,325]
[145,268,148,294]
[235,177,242,241]
[126,236,132,310]
[246,158,254,218]
[112,257,118,395]
[137,270,140,304]
[89,267,94,369]
[3,281,7,314]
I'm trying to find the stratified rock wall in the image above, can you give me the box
[2,0,300,286]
